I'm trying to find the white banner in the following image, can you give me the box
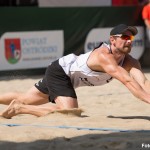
[38,0,111,7]
[0,30,64,71]
[84,26,144,59]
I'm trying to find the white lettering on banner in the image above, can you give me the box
[84,27,145,59]
[0,31,64,71]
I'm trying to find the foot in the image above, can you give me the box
[1,99,22,119]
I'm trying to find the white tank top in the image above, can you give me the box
[59,43,124,88]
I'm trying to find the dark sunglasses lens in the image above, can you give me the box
[121,35,134,41]
[121,35,130,40]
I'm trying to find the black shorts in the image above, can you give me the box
[35,60,77,103]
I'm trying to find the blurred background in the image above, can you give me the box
[0,0,149,76]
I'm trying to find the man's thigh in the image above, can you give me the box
[18,86,49,105]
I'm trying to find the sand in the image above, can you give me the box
[0,72,150,150]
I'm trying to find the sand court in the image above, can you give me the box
[0,72,150,150]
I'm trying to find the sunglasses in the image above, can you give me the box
[113,34,134,41]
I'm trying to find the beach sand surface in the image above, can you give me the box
[0,72,150,150]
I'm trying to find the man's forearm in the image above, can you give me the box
[125,80,150,104]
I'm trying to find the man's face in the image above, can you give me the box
[112,30,134,54]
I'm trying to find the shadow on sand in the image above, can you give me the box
[108,115,150,121]
[0,131,149,150]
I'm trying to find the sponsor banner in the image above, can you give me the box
[84,26,144,59]
[0,30,64,71]
[38,0,111,7]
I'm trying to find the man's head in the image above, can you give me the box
[109,24,138,54]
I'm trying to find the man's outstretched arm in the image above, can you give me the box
[130,68,150,95]
[106,65,150,104]
[98,52,150,104]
